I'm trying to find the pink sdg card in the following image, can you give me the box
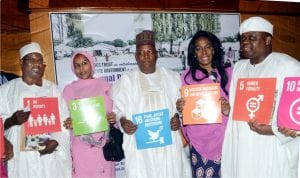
[277,77,300,130]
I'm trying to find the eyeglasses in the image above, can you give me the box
[23,58,44,66]
[136,50,156,56]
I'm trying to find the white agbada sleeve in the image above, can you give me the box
[222,53,300,178]
[111,68,191,178]
[111,72,135,133]
[0,78,71,178]
[221,61,239,177]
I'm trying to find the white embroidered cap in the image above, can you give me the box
[19,42,43,59]
[240,17,273,36]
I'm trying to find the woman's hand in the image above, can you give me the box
[107,112,116,124]
[220,97,230,116]
[63,118,72,129]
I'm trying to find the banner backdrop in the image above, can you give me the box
[50,12,240,177]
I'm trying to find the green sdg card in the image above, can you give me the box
[69,96,108,136]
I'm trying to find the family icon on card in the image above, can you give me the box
[27,113,57,127]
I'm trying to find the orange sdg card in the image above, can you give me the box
[181,83,221,125]
[232,78,276,124]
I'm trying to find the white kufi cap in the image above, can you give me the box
[240,17,273,36]
[19,42,42,59]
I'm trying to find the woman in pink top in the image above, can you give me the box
[63,50,116,178]
[177,31,232,178]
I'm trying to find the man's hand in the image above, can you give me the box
[170,113,181,131]
[120,117,137,135]
[278,127,298,137]
[4,110,31,130]
[2,137,13,162]
[39,140,58,156]
[63,118,72,129]
[176,98,185,113]
[107,112,116,124]
[248,119,273,135]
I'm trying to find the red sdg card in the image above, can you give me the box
[232,78,277,124]
[23,97,61,135]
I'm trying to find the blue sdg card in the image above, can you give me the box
[132,108,172,150]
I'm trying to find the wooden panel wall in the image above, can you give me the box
[241,14,300,62]
[0,13,54,82]
[0,32,31,76]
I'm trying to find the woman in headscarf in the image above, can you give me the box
[62,50,116,178]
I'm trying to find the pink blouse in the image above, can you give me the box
[63,78,115,178]
[181,67,232,161]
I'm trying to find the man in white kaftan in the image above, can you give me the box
[221,16,300,178]
[0,42,71,178]
[111,30,191,178]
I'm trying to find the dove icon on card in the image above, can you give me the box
[147,126,163,143]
